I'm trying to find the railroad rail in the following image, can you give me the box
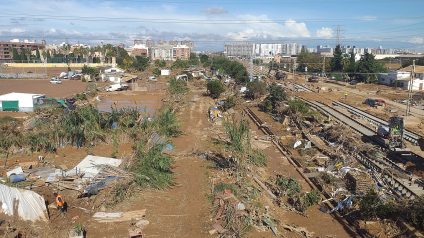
[299,98,424,198]
[333,101,421,145]
[243,107,360,237]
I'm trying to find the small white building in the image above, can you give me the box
[378,70,410,85]
[0,92,46,112]
[161,69,170,76]
[394,66,424,91]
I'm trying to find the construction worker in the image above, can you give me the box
[344,92,348,101]
[54,192,67,214]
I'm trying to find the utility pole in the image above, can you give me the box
[335,25,342,46]
[249,43,253,82]
[322,56,326,77]
[406,60,415,116]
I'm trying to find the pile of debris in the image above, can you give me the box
[210,189,249,236]
[345,170,374,195]
[0,154,130,235]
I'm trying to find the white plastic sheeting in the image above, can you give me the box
[65,155,122,179]
[0,184,47,221]
[6,166,24,177]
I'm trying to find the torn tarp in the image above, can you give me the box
[65,155,122,179]
[0,184,47,221]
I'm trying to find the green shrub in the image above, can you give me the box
[288,99,316,116]
[276,176,301,196]
[247,149,267,166]
[207,80,225,99]
[246,80,267,99]
[168,78,188,95]
[156,107,180,137]
[132,142,173,188]
[214,182,239,196]
[153,67,161,77]
[219,95,236,112]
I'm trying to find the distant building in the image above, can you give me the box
[379,66,424,91]
[396,66,424,91]
[282,43,302,55]
[150,44,173,61]
[0,40,45,62]
[225,42,303,59]
[378,71,410,85]
[317,45,333,56]
[130,44,149,57]
[172,45,191,60]
[253,43,283,58]
[224,42,252,58]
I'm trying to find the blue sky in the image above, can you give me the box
[0,0,423,50]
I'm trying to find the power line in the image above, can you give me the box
[1,13,424,24]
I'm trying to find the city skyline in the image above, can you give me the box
[1,0,423,51]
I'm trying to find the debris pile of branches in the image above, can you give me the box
[210,189,251,237]
[268,175,320,213]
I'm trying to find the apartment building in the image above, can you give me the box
[0,40,45,62]
[149,44,173,61]
[224,42,253,58]
[172,45,191,60]
[225,42,303,59]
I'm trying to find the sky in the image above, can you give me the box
[0,0,424,51]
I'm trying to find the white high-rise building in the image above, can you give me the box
[253,43,283,58]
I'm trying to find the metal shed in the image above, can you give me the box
[0,92,45,112]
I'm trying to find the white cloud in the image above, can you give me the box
[409,37,424,44]
[226,17,310,40]
[9,28,25,33]
[316,27,333,38]
[358,16,377,21]
[0,1,312,46]
[206,7,227,15]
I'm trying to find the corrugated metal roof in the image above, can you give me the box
[0,92,45,101]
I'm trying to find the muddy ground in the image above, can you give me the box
[0,79,87,98]
[2,72,408,237]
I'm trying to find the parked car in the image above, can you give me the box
[349,80,358,85]
[148,76,157,81]
[50,77,62,84]
[70,74,82,80]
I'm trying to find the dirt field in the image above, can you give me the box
[0,79,87,98]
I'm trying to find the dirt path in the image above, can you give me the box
[139,89,213,237]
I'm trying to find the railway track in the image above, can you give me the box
[289,82,421,144]
[286,82,424,197]
[243,106,424,237]
[243,107,361,236]
[333,101,421,145]
[298,98,424,198]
